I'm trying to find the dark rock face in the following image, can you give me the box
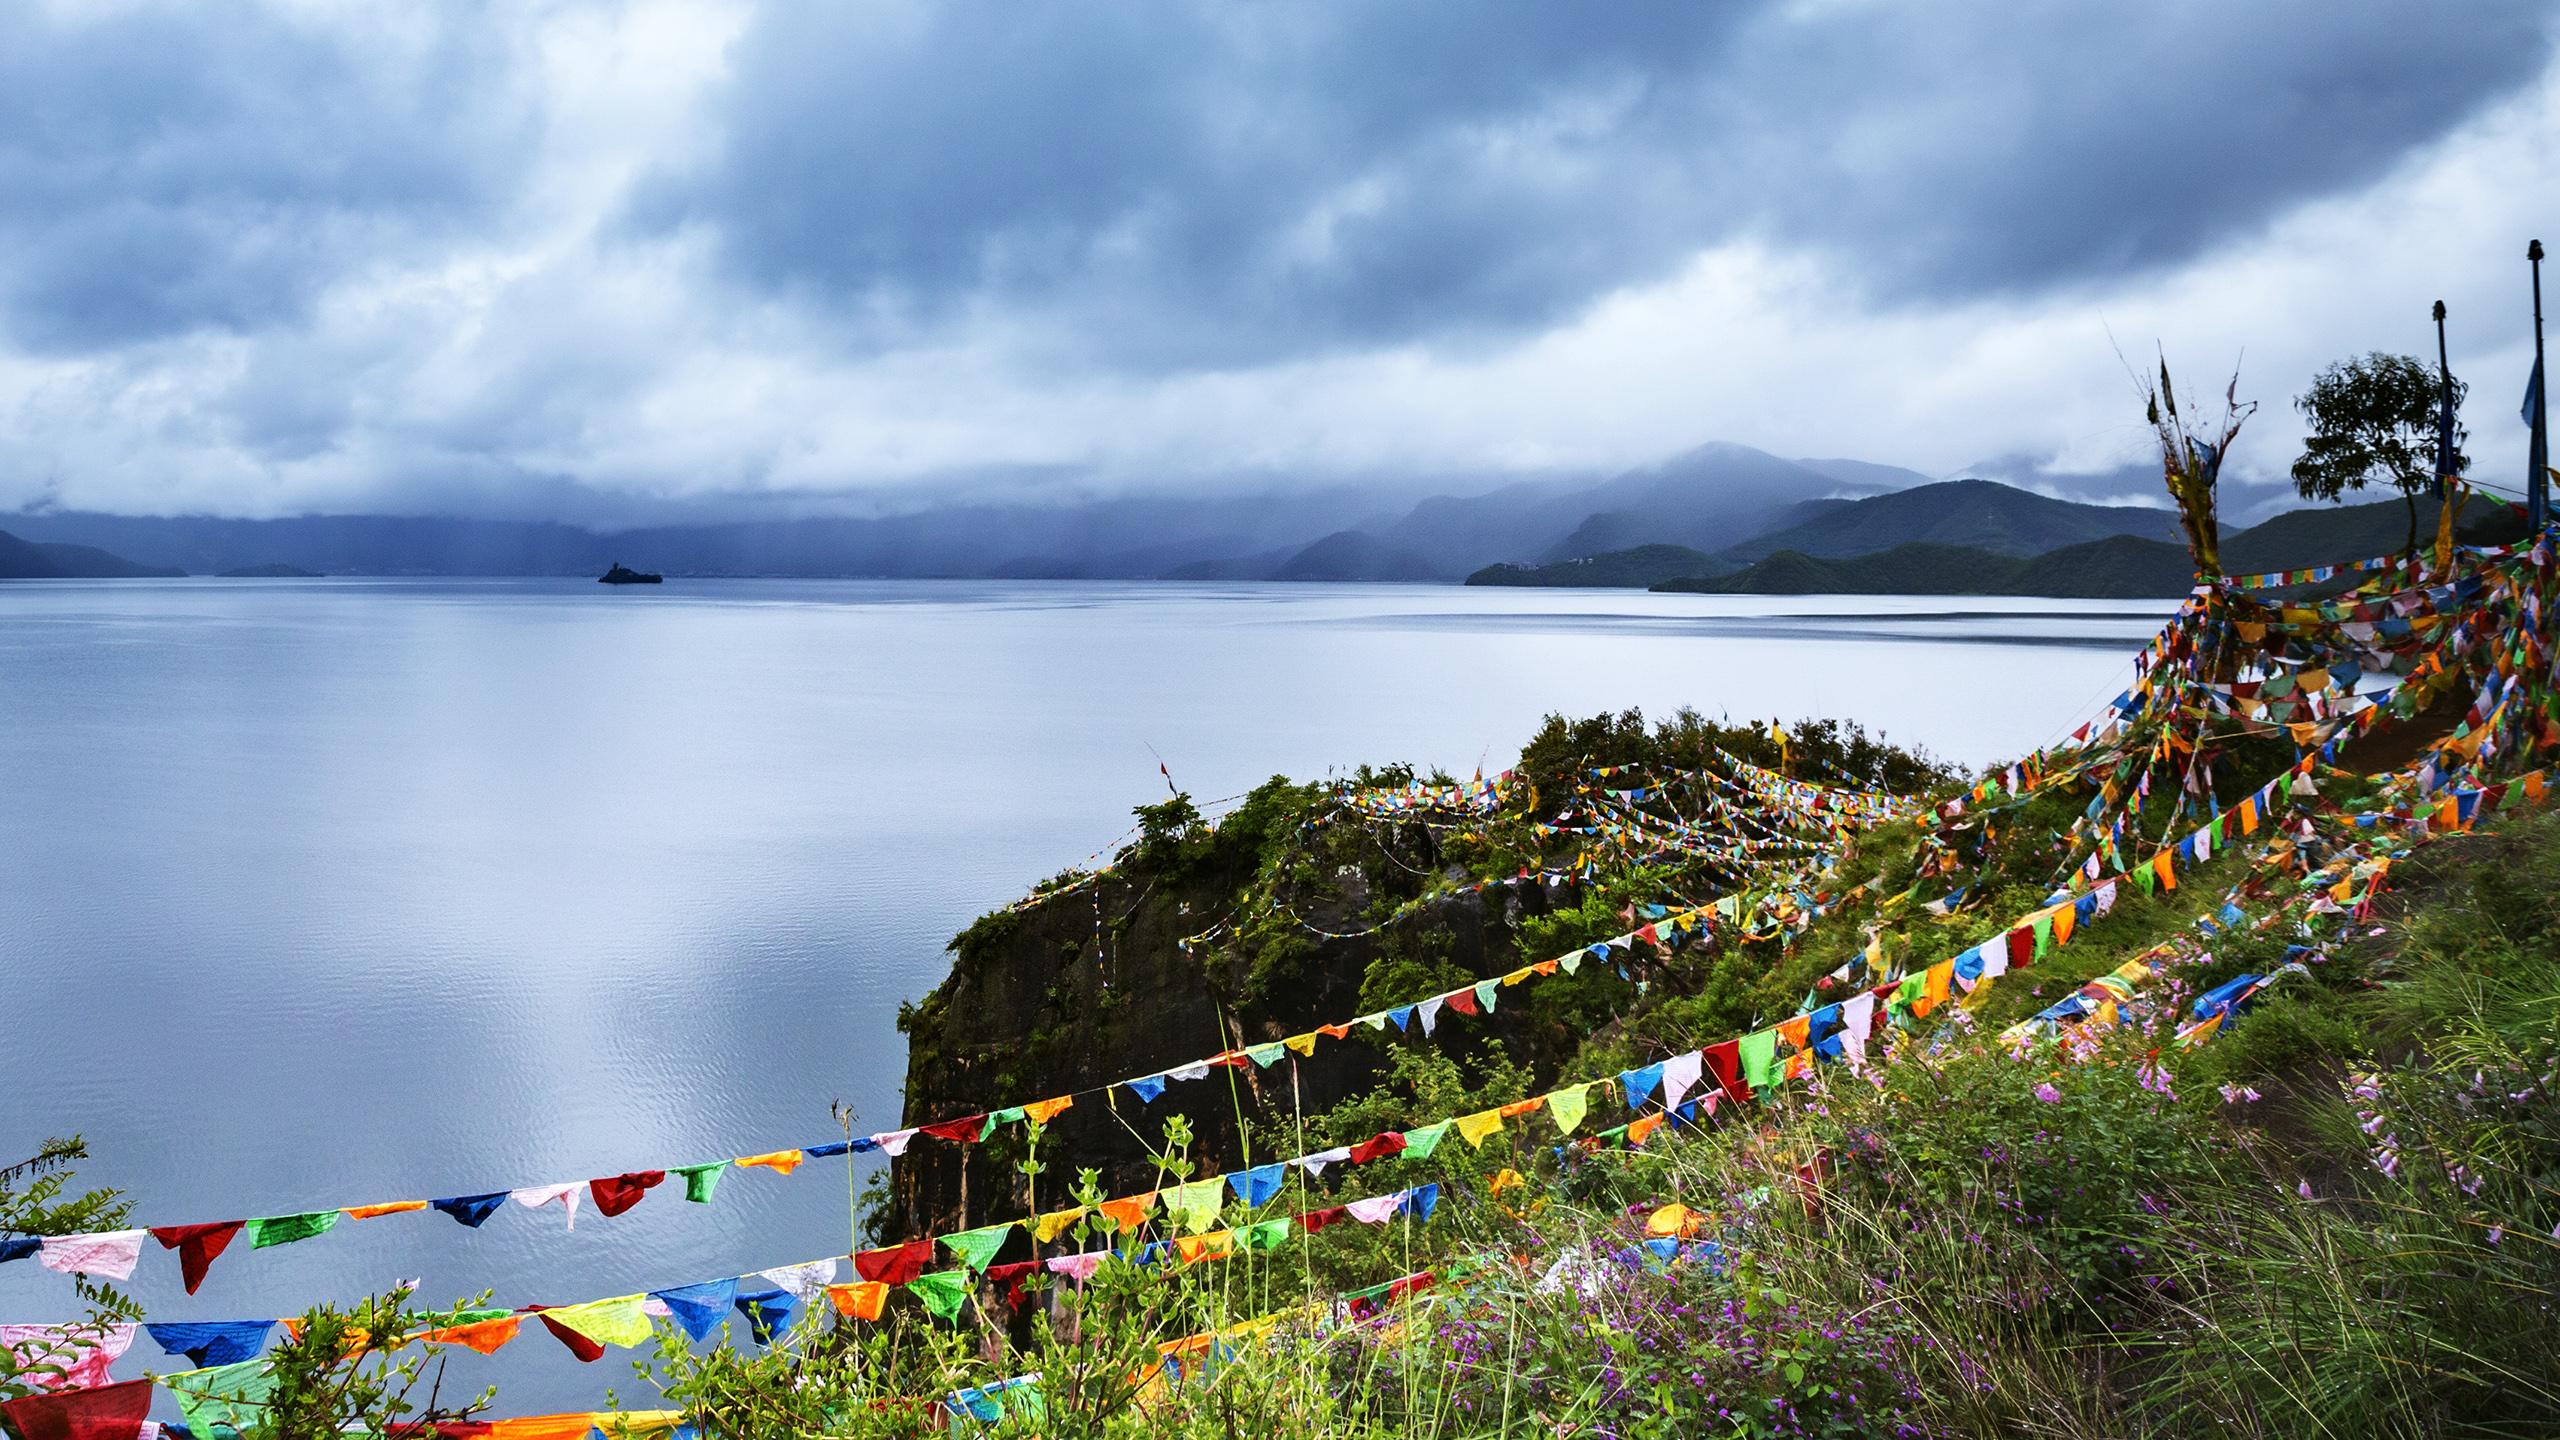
[885,869,1563,1239]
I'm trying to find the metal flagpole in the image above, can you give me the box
[2433,299,2454,502]
[2531,240,2548,533]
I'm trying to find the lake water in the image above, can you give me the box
[0,578,2170,1413]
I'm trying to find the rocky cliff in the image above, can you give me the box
[881,784,1600,1239]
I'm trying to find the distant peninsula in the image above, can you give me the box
[217,562,322,578]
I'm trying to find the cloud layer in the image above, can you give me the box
[2,0,2554,520]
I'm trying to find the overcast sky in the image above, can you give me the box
[3,0,2555,523]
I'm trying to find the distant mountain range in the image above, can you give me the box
[1630,495,2522,598]
[0,528,184,579]
[1,443,2491,589]
[0,442,1911,581]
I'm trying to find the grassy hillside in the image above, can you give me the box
[1722,478,2184,561]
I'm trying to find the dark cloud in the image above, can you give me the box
[641,0,2556,368]
[0,2,531,352]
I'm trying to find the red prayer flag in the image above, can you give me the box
[1443,988,1479,1017]
[588,1171,666,1218]
[0,1377,154,1440]
[586,1168,665,1209]
[151,1219,245,1295]
[1346,1132,1407,1165]
[918,1117,984,1144]
[854,1239,933,1285]
[1297,1206,1348,1233]
[1703,1039,1750,1104]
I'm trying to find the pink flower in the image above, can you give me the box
[2034,1083,2062,1104]
[2486,1226,2504,1245]
[2297,1180,2314,1200]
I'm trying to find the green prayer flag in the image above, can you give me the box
[1545,1086,1589,1135]
[981,1108,1024,1140]
[1237,1218,1291,1252]
[1558,952,1584,975]
[674,1161,727,1203]
[1738,1029,1781,1090]
[1358,1012,1391,1031]
[907,1270,972,1321]
[2133,863,2156,895]
[2032,913,2054,959]
[1891,972,1925,1016]
[167,1359,276,1437]
[943,1223,1012,1274]
[1245,1042,1287,1068]
[1162,1177,1225,1235]
[247,1210,339,1249]
[1473,979,1499,1013]
[1400,1120,1452,1159]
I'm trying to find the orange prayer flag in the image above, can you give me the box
[1097,1193,1155,1232]
[1174,1233,1235,1265]
[2052,906,2076,948]
[343,1201,427,1221]
[420,1316,522,1355]
[735,1149,804,1176]
[1775,1014,1811,1051]
[1645,1202,1701,1238]
[1023,1096,1074,1126]
[1317,1023,1352,1041]
[1496,1099,1545,1119]
[2153,852,2177,892]
[827,1282,889,1322]
[1626,1113,1665,1147]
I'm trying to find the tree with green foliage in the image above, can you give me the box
[0,1138,139,1401]
[2292,351,2467,557]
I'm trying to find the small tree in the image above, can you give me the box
[2291,352,2466,557]
[0,1138,140,1402]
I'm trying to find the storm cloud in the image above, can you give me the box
[0,0,2553,519]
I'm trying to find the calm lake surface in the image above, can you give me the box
[0,578,2169,1411]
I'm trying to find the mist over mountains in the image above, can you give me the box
[1,442,2202,582]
